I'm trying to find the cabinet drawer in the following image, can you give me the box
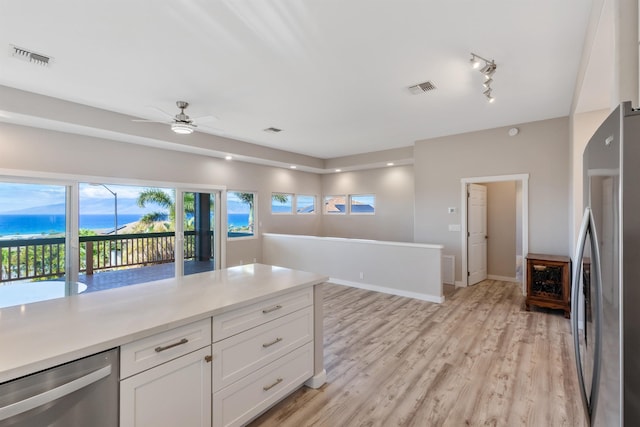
[212,307,313,391]
[212,287,313,342]
[121,318,212,379]
[212,342,313,427]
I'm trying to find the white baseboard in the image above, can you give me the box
[487,275,520,283]
[454,280,466,288]
[305,369,327,389]
[329,278,444,304]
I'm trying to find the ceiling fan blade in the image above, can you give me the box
[131,119,169,124]
[147,106,175,119]
[192,114,218,123]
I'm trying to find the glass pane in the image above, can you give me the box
[350,194,376,214]
[228,192,255,238]
[272,193,293,214]
[78,183,175,292]
[184,192,216,276]
[0,181,69,308]
[323,195,346,214]
[296,195,316,214]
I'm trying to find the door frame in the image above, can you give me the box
[460,173,529,294]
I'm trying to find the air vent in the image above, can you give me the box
[264,127,282,133]
[9,45,53,66]
[408,81,436,95]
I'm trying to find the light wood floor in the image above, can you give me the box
[249,280,587,427]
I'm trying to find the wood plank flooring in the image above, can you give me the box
[249,280,587,427]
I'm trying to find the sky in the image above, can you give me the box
[0,182,172,214]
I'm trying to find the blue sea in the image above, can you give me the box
[0,213,251,236]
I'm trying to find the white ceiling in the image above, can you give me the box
[0,1,594,159]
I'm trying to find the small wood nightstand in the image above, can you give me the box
[525,253,571,318]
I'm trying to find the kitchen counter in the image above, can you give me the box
[0,264,328,384]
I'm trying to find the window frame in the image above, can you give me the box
[226,190,258,240]
[323,195,347,215]
[349,194,376,216]
[295,194,317,215]
[271,192,294,215]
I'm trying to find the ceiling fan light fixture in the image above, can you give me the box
[171,122,195,134]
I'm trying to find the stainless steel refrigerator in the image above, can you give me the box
[572,101,640,426]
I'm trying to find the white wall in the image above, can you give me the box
[263,233,443,302]
[320,166,414,242]
[414,117,571,282]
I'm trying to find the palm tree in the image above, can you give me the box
[136,189,196,230]
[234,192,255,232]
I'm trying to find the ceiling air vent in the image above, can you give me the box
[9,45,53,66]
[264,127,282,133]
[408,81,436,95]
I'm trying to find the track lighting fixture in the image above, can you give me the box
[470,52,497,103]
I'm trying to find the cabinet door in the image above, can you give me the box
[120,347,212,427]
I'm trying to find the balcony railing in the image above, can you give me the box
[0,231,212,283]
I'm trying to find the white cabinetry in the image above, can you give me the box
[120,318,212,427]
[212,287,314,427]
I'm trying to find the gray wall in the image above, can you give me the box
[414,117,571,282]
[0,122,322,267]
[320,165,414,242]
[486,181,516,278]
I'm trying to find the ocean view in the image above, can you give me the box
[0,213,250,237]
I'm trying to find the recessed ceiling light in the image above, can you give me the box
[290,165,297,169]
[335,169,341,172]
[225,155,232,160]
[387,162,394,166]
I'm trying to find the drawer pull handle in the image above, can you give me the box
[263,378,283,391]
[262,337,283,348]
[155,338,188,353]
[262,305,283,314]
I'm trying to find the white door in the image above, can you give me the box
[467,183,487,285]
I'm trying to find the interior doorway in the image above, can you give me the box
[461,174,529,294]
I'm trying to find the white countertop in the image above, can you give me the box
[0,264,327,384]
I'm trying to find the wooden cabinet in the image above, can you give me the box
[525,253,571,318]
[119,319,213,427]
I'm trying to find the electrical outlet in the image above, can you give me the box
[359,272,364,279]
[240,260,243,265]
[253,258,257,263]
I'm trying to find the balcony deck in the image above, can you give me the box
[80,260,216,293]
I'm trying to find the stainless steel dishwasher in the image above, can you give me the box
[0,348,118,427]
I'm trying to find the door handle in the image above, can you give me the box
[0,366,111,421]
[571,207,604,423]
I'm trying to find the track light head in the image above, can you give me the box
[470,54,481,69]
[483,78,493,88]
[483,88,492,97]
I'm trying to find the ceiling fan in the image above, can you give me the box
[133,101,216,134]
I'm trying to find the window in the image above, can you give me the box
[296,195,316,214]
[350,194,376,215]
[271,193,293,214]
[0,177,224,308]
[181,190,218,276]
[323,195,346,215]
[227,191,256,238]
[0,182,69,291]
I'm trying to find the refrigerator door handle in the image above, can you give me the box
[571,207,604,424]
[572,207,591,418]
